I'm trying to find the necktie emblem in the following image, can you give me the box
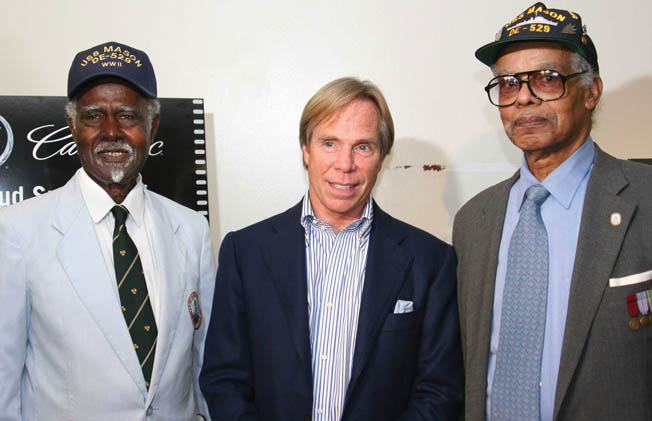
[112,205,157,388]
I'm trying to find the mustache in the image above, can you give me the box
[93,142,134,154]
[506,111,558,132]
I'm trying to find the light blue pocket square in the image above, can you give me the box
[393,300,414,314]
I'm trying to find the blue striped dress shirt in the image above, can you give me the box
[301,192,373,421]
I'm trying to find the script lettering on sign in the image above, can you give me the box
[27,124,164,160]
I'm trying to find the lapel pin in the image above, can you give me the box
[610,212,622,226]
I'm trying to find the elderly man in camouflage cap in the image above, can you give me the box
[454,3,652,420]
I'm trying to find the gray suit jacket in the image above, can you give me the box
[453,146,652,420]
[0,174,216,420]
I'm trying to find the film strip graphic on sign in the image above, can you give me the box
[0,96,209,220]
[192,99,208,216]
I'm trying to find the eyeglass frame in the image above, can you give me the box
[484,69,588,107]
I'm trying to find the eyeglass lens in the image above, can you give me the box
[489,70,564,106]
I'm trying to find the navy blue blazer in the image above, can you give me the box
[200,201,463,420]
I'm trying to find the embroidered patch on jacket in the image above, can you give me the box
[187,291,202,330]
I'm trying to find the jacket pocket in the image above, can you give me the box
[381,310,421,332]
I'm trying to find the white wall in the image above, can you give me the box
[3,0,651,249]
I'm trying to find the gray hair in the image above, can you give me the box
[66,98,160,133]
[569,52,598,88]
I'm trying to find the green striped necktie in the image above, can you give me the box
[111,205,157,388]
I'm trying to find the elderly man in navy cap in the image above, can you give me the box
[454,3,652,420]
[0,42,215,420]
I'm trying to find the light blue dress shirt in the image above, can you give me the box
[487,138,595,421]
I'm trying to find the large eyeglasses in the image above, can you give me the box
[484,69,587,107]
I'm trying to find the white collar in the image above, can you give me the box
[77,168,146,226]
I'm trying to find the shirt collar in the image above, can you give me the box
[77,167,146,226]
[300,191,374,236]
[517,136,595,210]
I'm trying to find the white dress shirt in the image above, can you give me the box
[77,168,161,323]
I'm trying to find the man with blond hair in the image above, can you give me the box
[201,77,463,420]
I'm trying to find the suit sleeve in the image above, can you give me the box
[193,217,217,419]
[0,215,29,420]
[199,232,258,420]
[400,244,464,420]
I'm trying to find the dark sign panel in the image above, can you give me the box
[0,96,208,218]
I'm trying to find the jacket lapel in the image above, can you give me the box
[458,172,516,420]
[145,194,185,405]
[54,177,147,398]
[554,148,635,417]
[263,203,312,365]
[344,203,414,407]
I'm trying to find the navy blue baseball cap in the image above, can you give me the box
[67,41,157,99]
[475,2,599,72]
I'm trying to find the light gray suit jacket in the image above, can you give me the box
[0,174,216,420]
[453,146,652,420]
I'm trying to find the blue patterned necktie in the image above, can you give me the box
[491,184,550,420]
[112,205,157,388]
